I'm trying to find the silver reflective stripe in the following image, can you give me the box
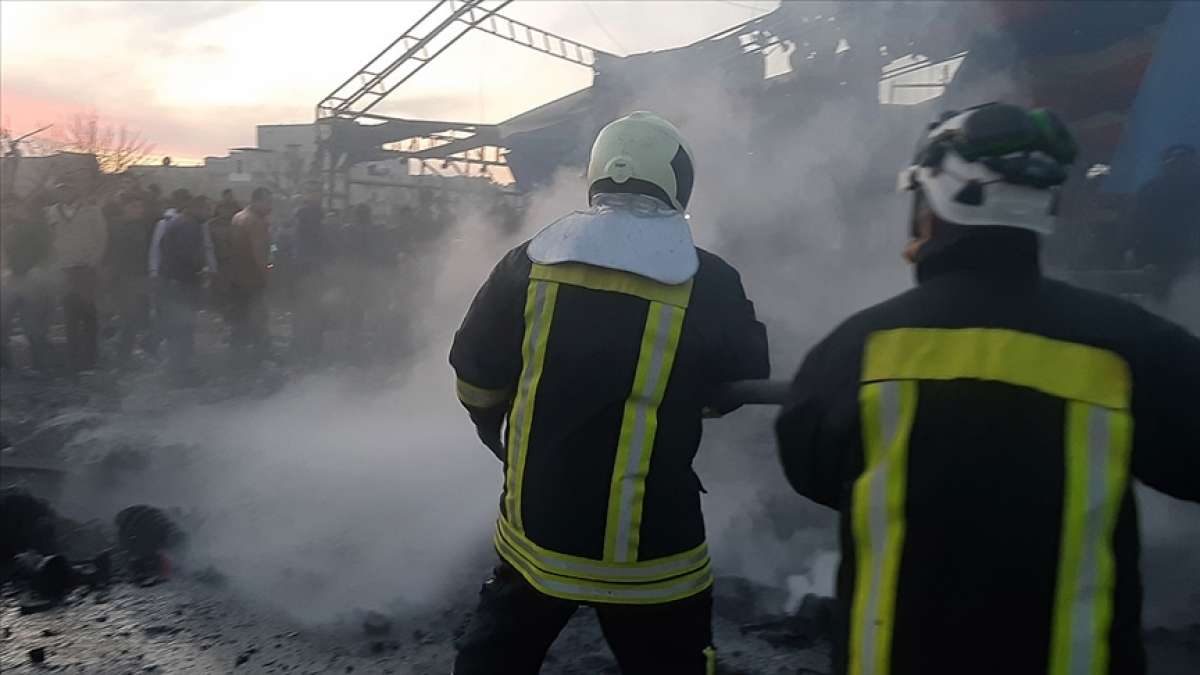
[498,519,709,581]
[1066,406,1113,675]
[858,380,901,675]
[611,302,675,563]
[505,280,550,528]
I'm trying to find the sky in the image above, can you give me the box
[0,0,777,162]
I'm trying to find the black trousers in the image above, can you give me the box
[62,265,99,372]
[454,561,714,675]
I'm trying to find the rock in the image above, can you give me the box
[19,592,58,614]
[362,611,391,636]
[41,628,59,637]
[143,624,181,637]
[29,647,46,664]
[0,486,60,560]
[739,593,836,650]
[235,649,255,667]
[115,505,185,582]
[12,551,74,598]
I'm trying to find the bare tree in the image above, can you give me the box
[54,110,155,174]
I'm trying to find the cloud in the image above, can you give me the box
[1,1,778,159]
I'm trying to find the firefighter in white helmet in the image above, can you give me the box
[451,111,769,673]
[776,102,1200,675]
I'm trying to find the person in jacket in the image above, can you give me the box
[450,111,770,674]
[290,180,331,363]
[1,194,54,372]
[339,203,388,360]
[46,180,106,373]
[775,103,1200,675]
[149,194,217,375]
[213,188,241,225]
[228,187,273,361]
[104,190,155,367]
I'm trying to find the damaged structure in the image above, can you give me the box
[310,0,1189,222]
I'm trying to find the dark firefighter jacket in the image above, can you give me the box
[451,241,769,605]
[776,228,1200,675]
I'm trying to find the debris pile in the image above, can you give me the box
[2,487,187,614]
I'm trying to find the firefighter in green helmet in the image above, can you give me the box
[450,111,769,674]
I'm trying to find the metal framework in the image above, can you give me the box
[449,0,608,69]
[315,0,611,208]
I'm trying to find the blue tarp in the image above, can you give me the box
[1105,1,1200,193]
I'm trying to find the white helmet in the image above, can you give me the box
[898,103,1077,234]
[587,111,696,212]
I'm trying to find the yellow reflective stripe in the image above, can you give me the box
[604,301,687,563]
[495,531,714,605]
[497,516,708,583]
[862,328,1131,410]
[1049,403,1132,675]
[455,378,511,408]
[704,646,716,675]
[530,262,693,308]
[504,280,558,531]
[849,380,917,675]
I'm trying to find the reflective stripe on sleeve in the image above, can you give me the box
[1049,402,1132,675]
[849,380,918,675]
[455,378,512,409]
[504,280,558,532]
[604,301,687,563]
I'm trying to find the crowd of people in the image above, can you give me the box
[0,174,467,380]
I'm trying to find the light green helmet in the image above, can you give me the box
[587,111,696,211]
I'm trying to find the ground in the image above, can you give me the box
[2,323,1198,674]
[1,574,830,674]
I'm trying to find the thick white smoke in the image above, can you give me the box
[56,3,1198,628]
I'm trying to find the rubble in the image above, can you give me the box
[28,647,46,664]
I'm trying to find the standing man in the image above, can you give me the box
[451,112,769,674]
[104,190,155,367]
[1,194,54,372]
[213,188,241,226]
[208,189,241,334]
[149,195,217,375]
[290,180,331,363]
[340,203,392,361]
[776,103,1200,675]
[46,180,106,373]
[229,187,273,362]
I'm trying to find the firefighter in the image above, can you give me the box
[775,103,1200,675]
[450,111,769,674]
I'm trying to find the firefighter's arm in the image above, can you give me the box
[702,259,769,416]
[449,250,526,460]
[1131,321,1200,502]
[775,337,845,509]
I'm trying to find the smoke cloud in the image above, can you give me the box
[54,2,1198,628]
